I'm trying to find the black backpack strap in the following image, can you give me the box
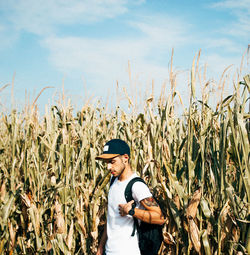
[124,177,147,236]
[110,175,116,187]
[124,177,146,202]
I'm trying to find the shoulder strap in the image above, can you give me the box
[124,177,146,202]
[124,177,146,237]
[110,175,116,187]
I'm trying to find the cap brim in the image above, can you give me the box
[95,154,120,160]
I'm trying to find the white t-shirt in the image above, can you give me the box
[105,173,152,255]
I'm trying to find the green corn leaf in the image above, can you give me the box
[200,198,212,219]
[55,234,71,255]
[2,193,14,224]
[201,230,211,255]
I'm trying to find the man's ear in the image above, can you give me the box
[123,154,129,163]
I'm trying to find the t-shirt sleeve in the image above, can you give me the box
[132,181,152,203]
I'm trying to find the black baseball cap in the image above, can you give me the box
[96,139,130,160]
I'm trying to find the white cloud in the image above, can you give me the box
[42,7,249,102]
[129,15,191,48]
[2,0,143,36]
[0,23,19,50]
[202,54,240,75]
[1,0,247,106]
[43,35,168,87]
[205,38,236,49]
[227,16,250,37]
[210,0,250,38]
[198,52,249,101]
[199,37,244,55]
[212,0,250,10]
[42,14,191,93]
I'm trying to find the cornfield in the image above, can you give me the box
[0,53,249,254]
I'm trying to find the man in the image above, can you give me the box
[96,139,165,255]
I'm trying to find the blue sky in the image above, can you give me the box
[0,0,249,113]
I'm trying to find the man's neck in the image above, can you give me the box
[118,165,133,182]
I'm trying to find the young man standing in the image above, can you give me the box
[96,139,164,255]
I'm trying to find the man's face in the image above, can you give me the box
[104,155,126,177]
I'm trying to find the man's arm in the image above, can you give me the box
[96,223,107,255]
[136,197,165,225]
[119,197,165,225]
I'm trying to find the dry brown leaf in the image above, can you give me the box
[207,221,213,235]
[46,240,52,252]
[232,225,240,243]
[188,217,201,253]
[163,140,170,160]
[21,203,28,227]
[54,200,65,234]
[220,201,230,224]
[29,203,40,234]
[28,222,32,232]
[21,192,39,235]
[8,220,16,248]
[91,231,98,240]
[76,211,87,237]
[186,188,201,219]
[50,175,56,186]
[183,219,189,232]
[164,232,176,245]
[0,179,6,202]
[46,233,54,252]
[220,201,232,249]
[173,194,180,210]
[66,220,74,250]
[21,193,31,208]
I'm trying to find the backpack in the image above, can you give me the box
[110,176,163,255]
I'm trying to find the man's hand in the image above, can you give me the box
[118,200,135,216]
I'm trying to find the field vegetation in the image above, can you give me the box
[0,52,249,254]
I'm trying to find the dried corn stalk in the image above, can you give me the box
[188,216,201,253]
[66,220,74,250]
[186,188,202,253]
[0,179,6,202]
[76,198,87,237]
[164,232,176,245]
[186,188,201,219]
[8,220,16,248]
[21,193,31,208]
[54,200,65,234]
